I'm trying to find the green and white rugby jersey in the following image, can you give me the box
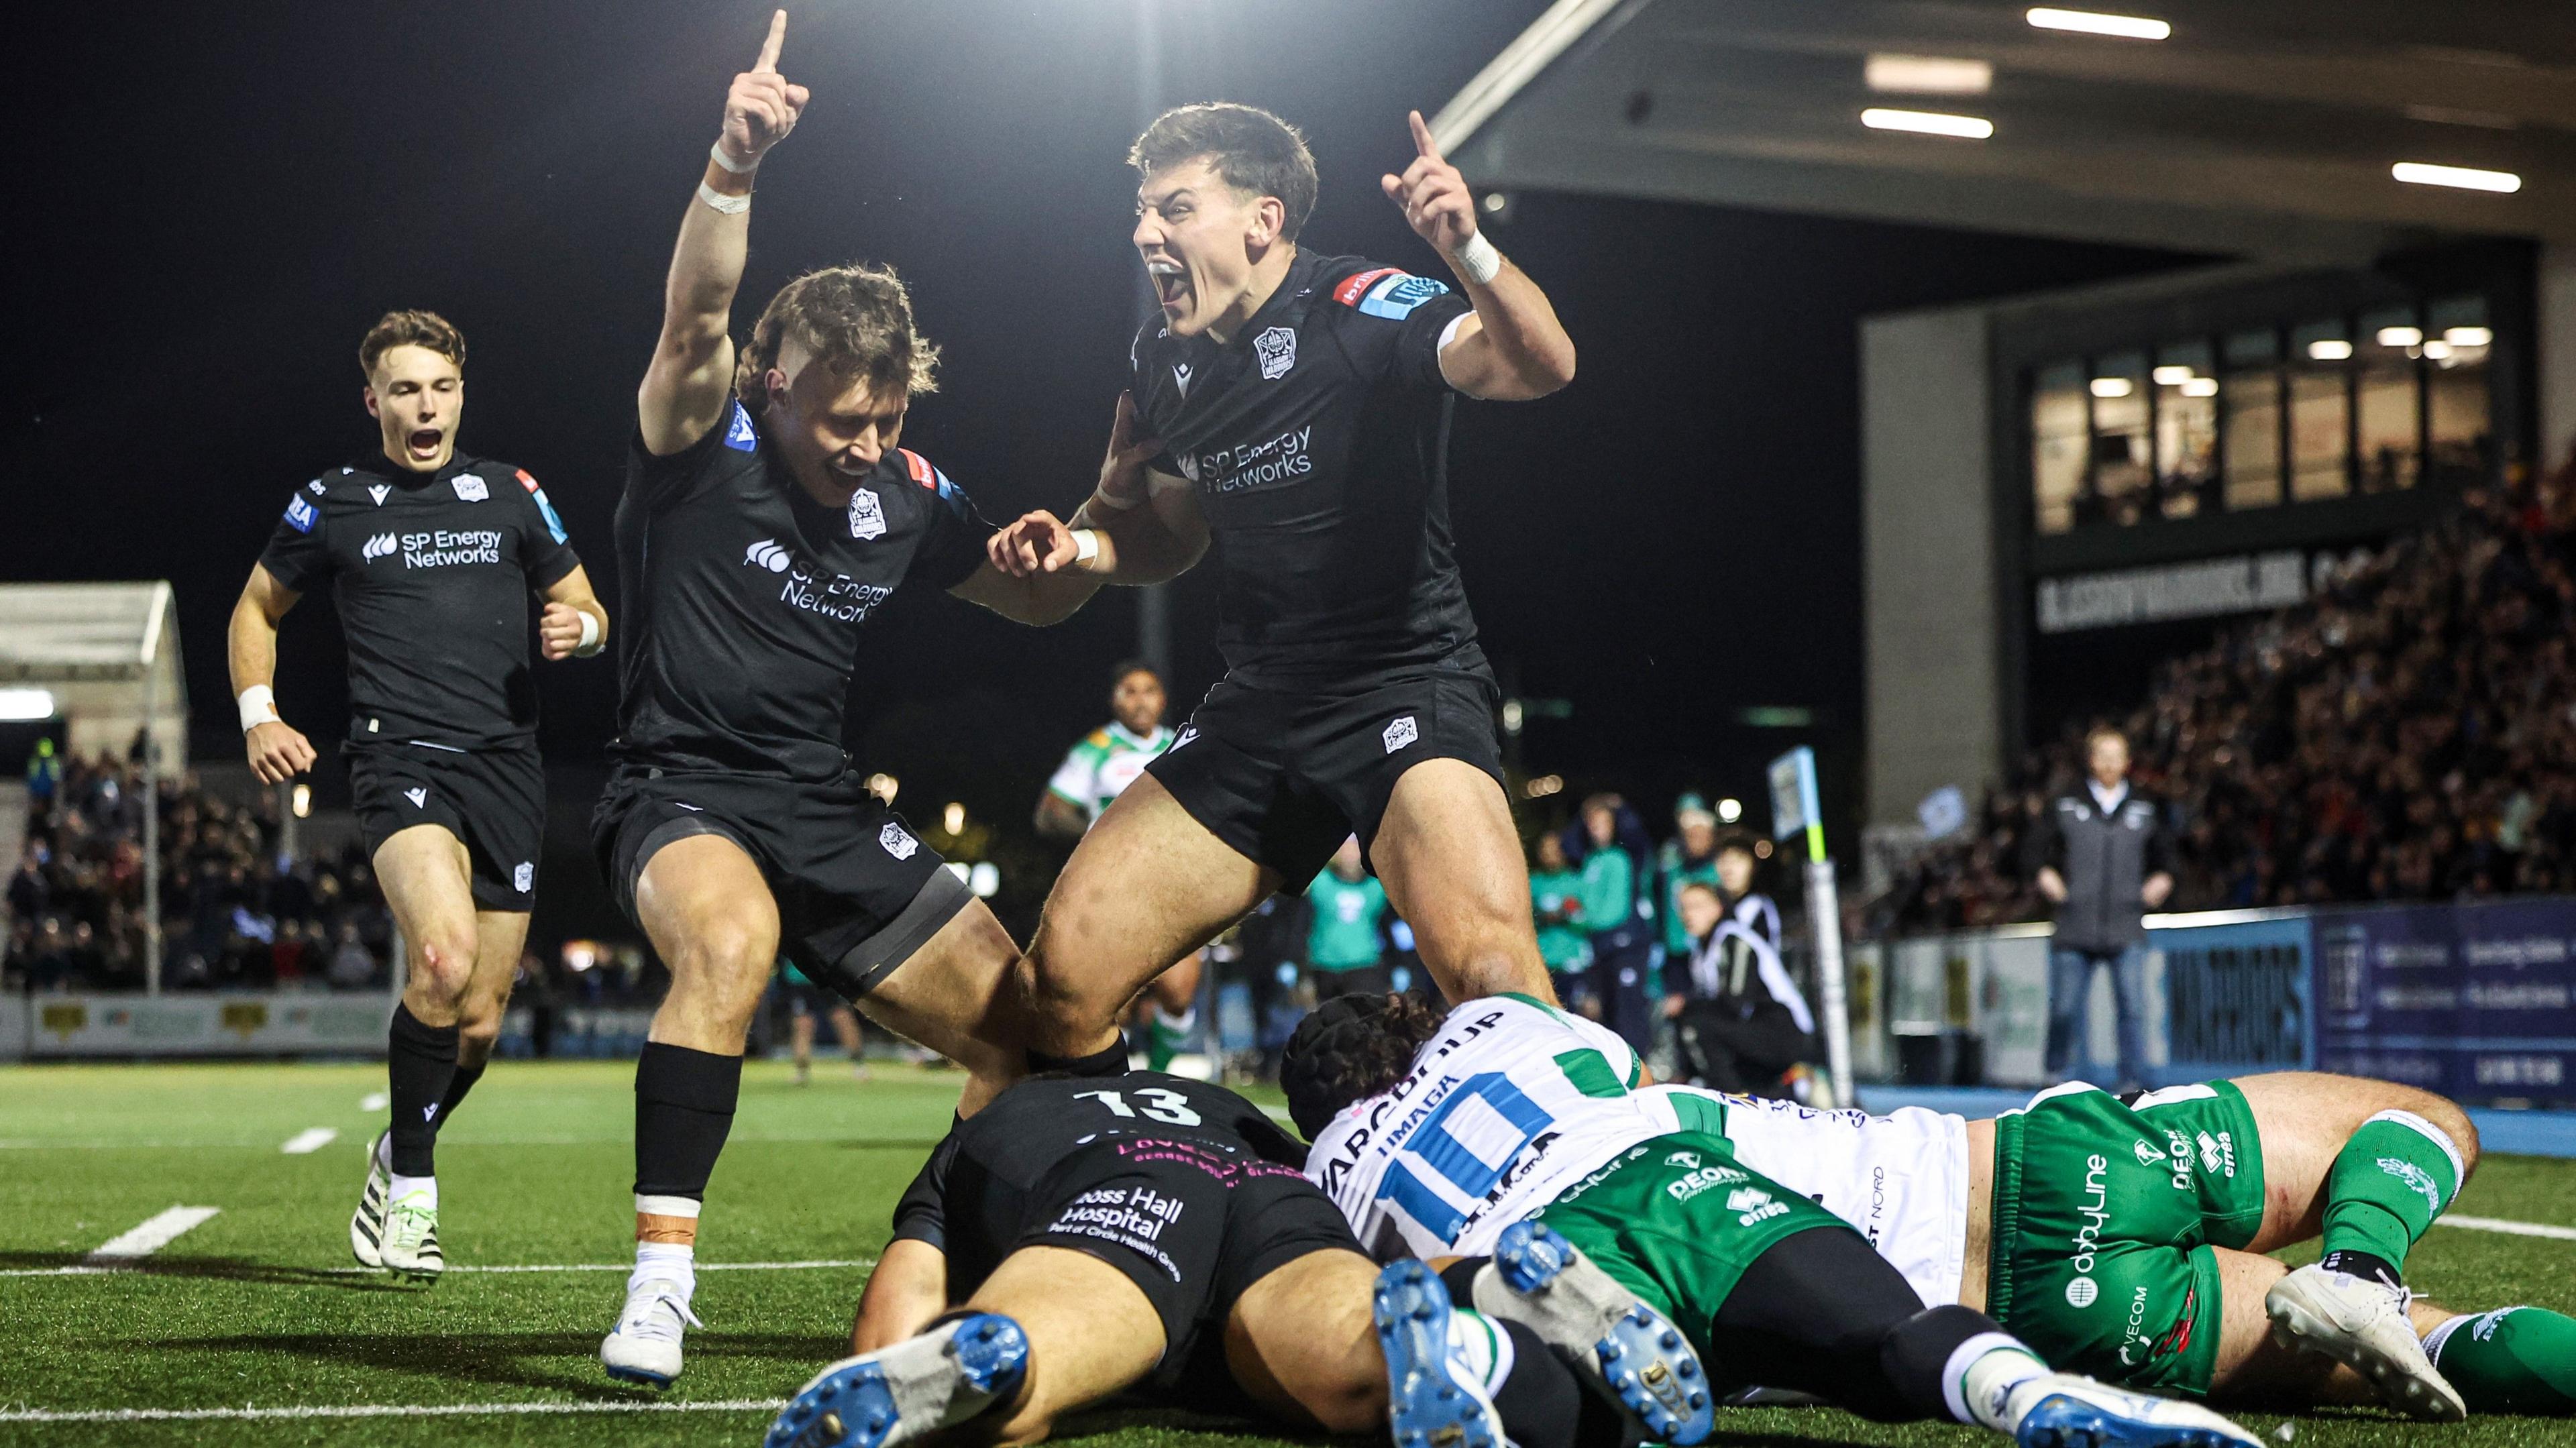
[1044,720,1173,827]
[1303,994,1655,1261]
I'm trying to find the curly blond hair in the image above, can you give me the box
[735,262,939,410]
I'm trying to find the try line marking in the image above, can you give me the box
[0,1256,872,1280]
[88,1207,219,1262]
[2439,1213,2576,1242]
[0,1398,785,1425]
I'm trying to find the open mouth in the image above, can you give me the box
[1146,259,1190,315]
[406,428,443,457]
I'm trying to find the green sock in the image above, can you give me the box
[2427,1308,2576,1414]
[2318,1109,2464,1282]
[1146,1008,1195,1072]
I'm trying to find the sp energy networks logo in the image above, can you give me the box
[743,540,893,625]
[362,532,398,563]
[374,530,502,568]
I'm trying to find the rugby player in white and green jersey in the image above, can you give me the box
[1283,992,2265,1448]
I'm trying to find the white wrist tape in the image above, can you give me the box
[697,180,751,215]
[1450,231,1503,286]
[1087,485,1143,512]
[573,610,604,657]
[237,685,280,733]
[1072,528,1102,563]
[709,140,759,174]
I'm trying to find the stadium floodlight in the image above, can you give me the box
[2377,326,2423,348]
[865,771,898,803]
[943,801,967,834]
[291,783,311,819]
[2308,339,2354,361]
[1862,107,1993,140]
[1865,54,1992,95]
[2392,162,2522,193]
[2151,365,2194,385]
[2027,7,2171,40]
[1717,797,1743,824]
[2089,377,2134,398]
[2421,340,2454,360]
[0,687,55,720]
[2182,377,2219,396]
[2445,326,2493,347]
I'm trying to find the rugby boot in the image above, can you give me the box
[1479,1219,1713,1445]
[349,1129,391,1268]
[376,1183,443,1282]
[1376,1259,1511,1448]
[2006,1373,2263,1448]
[766,1313,1029,1448]
[601,1277,702,1386]
[2265,1263,2466,1421]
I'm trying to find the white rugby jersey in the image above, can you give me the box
[1645,1085,1970,1308]
[1304,994,1658,1261]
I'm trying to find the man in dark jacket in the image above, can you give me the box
[2028,726,2174,1091]
[1663,879,1815,1095]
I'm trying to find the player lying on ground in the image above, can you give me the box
[1642,1069,2576,1418]
[231,308,608,1281]
[769,1072,1662,1448]
[1283,993,2267,1447]
[595,11,1134,1385]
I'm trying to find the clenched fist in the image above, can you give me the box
[539,602,596,661]
[246,720,315,786]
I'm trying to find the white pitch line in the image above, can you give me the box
[87,1206,220,1262]
[0,1398,784,1425]
[1,1254,874,1282]
[360,1092,389,1112]
[2440,1213,2576,1242]
[280,1127,339,1155]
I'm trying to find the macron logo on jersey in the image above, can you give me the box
[284,496,318,533]
[1334,267,1452,321]
[723,402,759,452]
[368,484,390,506]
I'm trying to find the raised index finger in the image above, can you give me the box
[754,9,787,73]
[1408,109,1440,161]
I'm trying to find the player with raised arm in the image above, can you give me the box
[592,13,1119,1386]
[1033,661,1198,1070]
[983,102,1579,1080]
[1283,993,2271,1448]
[230,309,608,1282]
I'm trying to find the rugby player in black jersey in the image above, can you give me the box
[765,1072,1647,1448]
[983,103,1579,1070]
[593,14,1117,1385]
[229,309,608,1282]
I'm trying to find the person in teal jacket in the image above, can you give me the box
[1656,792,1723,957]
[1528,830,1591,1001]
[1303,837,1391,998]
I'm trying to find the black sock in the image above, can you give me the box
[2318,1249,2404,1290]
[433,1062,486,1133]
[633,1042,744,1201]
[1880,1304,2008,1423]
[1028,1040,1129,1079]
[385,1003,460,1177]
[1489,1319,1586,1448]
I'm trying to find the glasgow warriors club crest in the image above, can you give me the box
[848,487,888,541]
[1254,326,1297,380]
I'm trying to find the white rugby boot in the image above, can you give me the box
[2003,1373,2263,1448]
[349,1130,391,1268]
[601,1276,702,1386]
[376,1182,443,1282]
[2265,1262,2466,1421]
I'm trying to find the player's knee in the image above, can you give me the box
[1294,1366,1385,1435]
[456,1015,502,1063]
[1018,940,1122,1029]
[411,930,479,996]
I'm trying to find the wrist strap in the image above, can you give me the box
[1072,528,1102,564]
[1450,231,1503,286]
[697,181,751,216]
[709,140,759,175]
[573,610,604,657]
[237,685,280,734]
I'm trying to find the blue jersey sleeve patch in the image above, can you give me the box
[722,400,759,452]
[1356,272,1451,321]
[283,495,318,533]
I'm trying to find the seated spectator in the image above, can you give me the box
[1664,880,1816,1097]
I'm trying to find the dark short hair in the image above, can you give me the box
[359,310,464,379]
[1280,992,1447,1137]
[1713,829,1758,859]
[1110,659,1163,689]
[1678,879,1723,903]
[1129,103,1319,242]
[736,262,940,410]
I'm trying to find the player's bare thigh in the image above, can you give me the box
[1220,1247,1387,1434]
[635,832,780,1052]
[374,824,480,1006]
[1020,774,1276,1057]
[1371,758,1553,1005]
[1146,952,1203,1015]
[2201,1245,2461,1408]
[859,897,1022,1116]
[1960,1117,1996,1311]
[2229,1072,2480,1251]
[957,1245,1169,1447]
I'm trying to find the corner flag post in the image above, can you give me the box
[1770,748,1851,1105]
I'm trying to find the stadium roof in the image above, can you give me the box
[0,581,189,767]
[1432,0,2576,264]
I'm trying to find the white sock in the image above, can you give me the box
[387,1172,436,1211]
[632,1239,696,1298]
[1952,1338,2049,1430]
[1446,1306,1514,1393]
[374,1132,392,1171]
[1158,1006,1197,1035]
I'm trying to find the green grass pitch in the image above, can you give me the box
[5,1059,2576,1447]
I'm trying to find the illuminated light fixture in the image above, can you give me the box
[291,783,312,819]
[0,687,54,721]
[2422,340,2454,360]
[2445,326,2493,347]
[2376,326,2423,347]
[2308,339,2354,361]
[2151,365,2195,385]
[943,801,966,834]
[1865,54,1992,95]
[1717,797,1744,824]
[2089,377,2134,398]
[2027,7,2171,40]
[2181,377,2218,397]
[1481,192,1507,213]
[1862,107,1993,140]
[2392,161,2521,193]
[865,772,898,803]
[1521,773,1565,799]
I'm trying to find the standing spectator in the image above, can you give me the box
[2029,726,2175,1092]
[1303,838,1392,997]
[1654,793,1721,964]
[24,738,61,807]
[1575,793,1654,1053]
[1528,832,1591,1001]
[7,843,47,928]
[1664,880,1816,1095]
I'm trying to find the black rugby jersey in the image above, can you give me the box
[610,400,990,782]
[258,453,580,748]
[1130,249,1479,683]
[890,1073,1308,1284]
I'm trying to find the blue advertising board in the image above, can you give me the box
[2314,897,2576,1105]
[2149,913,2313,1080]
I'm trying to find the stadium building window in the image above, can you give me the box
[2355,304,2420,494]
[2220,327,2283,512]
[2289,319,2351,502]
[2426,295,2493,490]
[2030,360,2088,535]
[2089,350,2150,527]
[2153,340,2217,519]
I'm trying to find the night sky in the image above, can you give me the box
[6,1,2197,934]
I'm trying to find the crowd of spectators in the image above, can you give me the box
[5,746,394,993]
[1882,461,2576,932]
